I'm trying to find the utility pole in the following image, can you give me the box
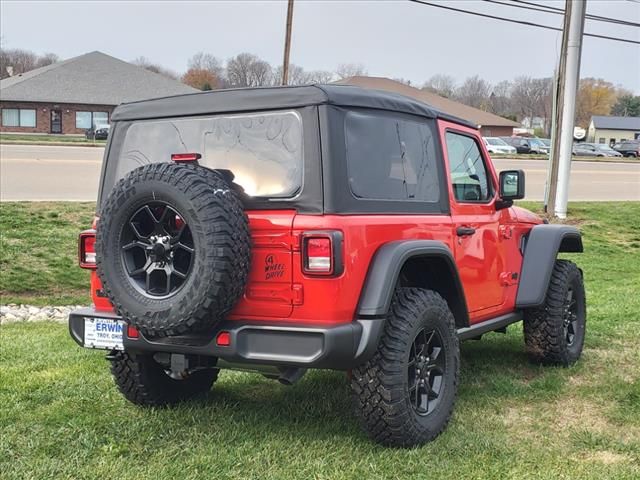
[545,12,570,215]
[548,0,586,218]
[281,0,295,86]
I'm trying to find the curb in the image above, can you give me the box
[1,141,106,148]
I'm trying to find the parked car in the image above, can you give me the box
[483,136,517,154]
[611,140,640,158]
[68,85,586,448]
[528,138,550,155]
[85,123,110,140]
[573,143,623,158]
[500,136,532,154]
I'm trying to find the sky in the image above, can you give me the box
[1,0,639,93]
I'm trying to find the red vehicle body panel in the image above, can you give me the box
[90,118,541,329]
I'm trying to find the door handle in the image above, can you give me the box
[456,226,476,237]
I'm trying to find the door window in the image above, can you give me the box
[445,132,492,202]
[345,111,440,202]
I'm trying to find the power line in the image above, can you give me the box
[408,0,640,45]
[510,0,640,28]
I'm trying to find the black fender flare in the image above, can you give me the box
[516,224,583,308]
[357,240,469,324]
[352,240,469,364]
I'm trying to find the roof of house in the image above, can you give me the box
[111,83,476,128]
[335,76,520,128]
[0,51,198,105]
[591,115,640,131]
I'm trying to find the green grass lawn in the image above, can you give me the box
[0,202,95,305]
[0,133,106,145]
[1,202,639,479]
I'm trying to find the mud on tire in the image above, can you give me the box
[96,162,251,337]
[351,288,459,447]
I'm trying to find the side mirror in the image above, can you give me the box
[497,170,525,208]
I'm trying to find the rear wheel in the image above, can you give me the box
[351,288,459,447]
[523,260,586,366]
[110,351,219,406]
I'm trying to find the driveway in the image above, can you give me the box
[1,144,638,202]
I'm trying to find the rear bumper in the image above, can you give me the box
[68,307,383,370]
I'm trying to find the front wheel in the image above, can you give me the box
[110,351,219,406]
[523,260,586,366]
[351,288,459,447]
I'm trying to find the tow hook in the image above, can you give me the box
[169,353,190,379]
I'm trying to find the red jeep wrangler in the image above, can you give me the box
[69,85,586,447]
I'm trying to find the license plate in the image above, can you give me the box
[83,317,125,350]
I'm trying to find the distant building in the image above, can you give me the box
[587,115,640,145]
[0,51,198,135]
[521,116,547,132]
[336,76,520,136]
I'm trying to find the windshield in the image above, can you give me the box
[540,139,551,146]
[110,110,303,198]
[529,139,542,146]
[595,144,615,152]
[486,137,507,146]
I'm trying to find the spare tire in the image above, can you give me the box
[96,162,251,337]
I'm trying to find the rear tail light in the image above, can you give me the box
[216,331,231,346]
[126,325,139,339]
[171,152,201,163]
[79,230,97,269]
[302,231,343,276]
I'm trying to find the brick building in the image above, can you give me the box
[0,51,197,135]
[337,76,520,137]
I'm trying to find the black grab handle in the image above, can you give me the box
[456,226,476,237]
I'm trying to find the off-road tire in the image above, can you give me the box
[351,288,459,447]
[524,259,586,366]
[96,162,251,337]
[110,351,218,406]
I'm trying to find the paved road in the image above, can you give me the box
[1,144,639,202]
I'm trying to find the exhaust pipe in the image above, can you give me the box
[277,367,307,386]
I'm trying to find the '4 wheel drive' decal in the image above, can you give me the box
[264,254,286,280]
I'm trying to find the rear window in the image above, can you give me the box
[345,111,440,202]
[106,110,303,198]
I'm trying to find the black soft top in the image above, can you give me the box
[110,84,476,128]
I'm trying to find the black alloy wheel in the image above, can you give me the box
[408,328,446,416]
[120,202,194,298]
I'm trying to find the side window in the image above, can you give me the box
[345,111,440,202]
[445,132,492,202]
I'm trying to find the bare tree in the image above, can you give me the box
[131,56,178,79]
[0,48,38,79]
[488,80,513,117]
[511,76,553,131]
[306,69,334,84]
[35,52,59,68]
[188,52,223,78]
[335,62,367,80]
[422,74,456,98]
[273,63,309,86]
[226,53,272,87]
[455,75,492,110]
